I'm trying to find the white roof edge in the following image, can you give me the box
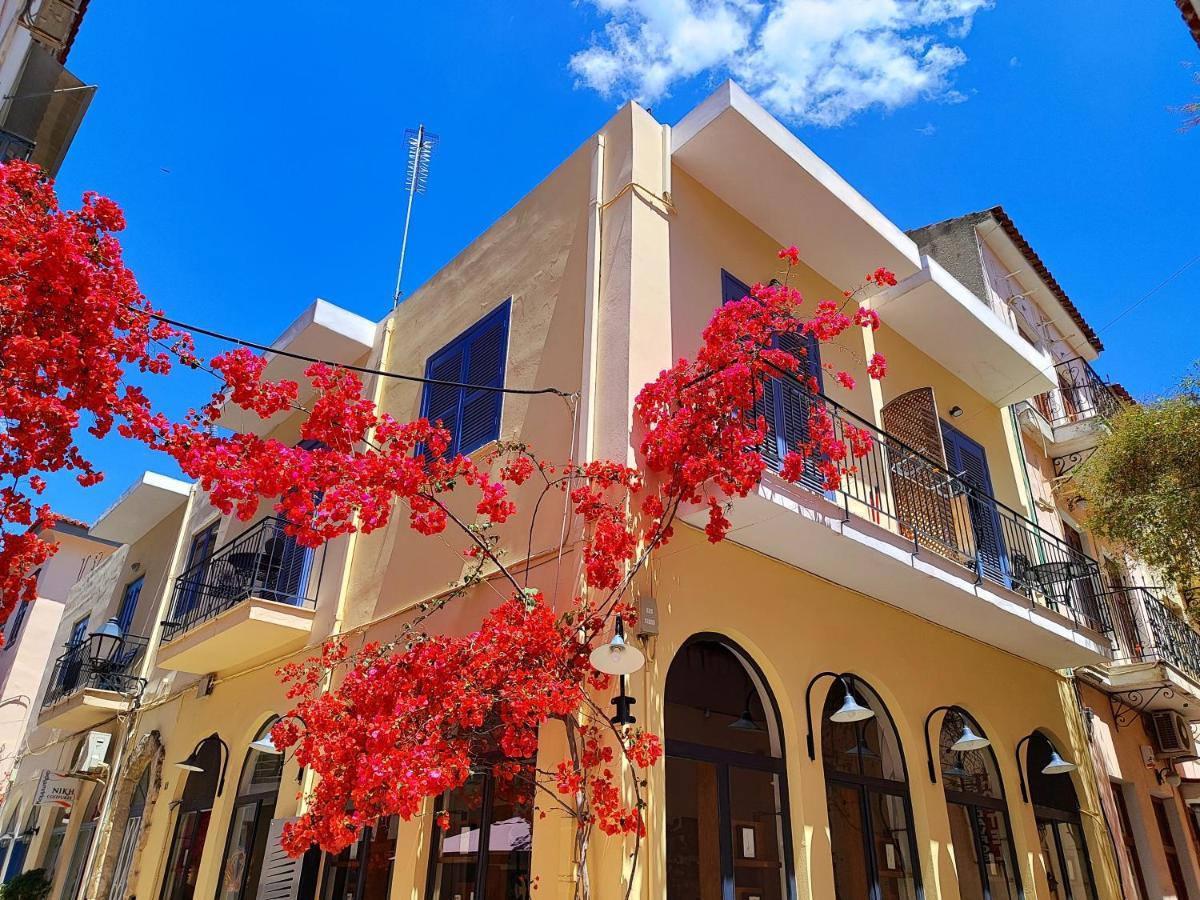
[267,298,377,361]
[91,471,191,534]
[671,80,922,272]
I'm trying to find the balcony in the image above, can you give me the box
[40,633,149,731]
[1022,358,1122,460]
[157,517,321,674]
[681,365,1113,668]
[1099,586,1200,721]
[0,128,35,163]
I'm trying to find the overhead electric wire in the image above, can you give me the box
[139,308,575,399]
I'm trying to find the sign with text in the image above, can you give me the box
[33,770,76,810]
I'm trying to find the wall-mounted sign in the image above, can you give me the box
[33,771,76,810]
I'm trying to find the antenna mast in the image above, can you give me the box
[392,124,439,308]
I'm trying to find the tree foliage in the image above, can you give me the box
[1075,369,1200,598]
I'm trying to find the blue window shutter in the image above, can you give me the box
[458,302,509,455]
[116,576,144,633]
[420,345,465,457]
[720,270,822,473]
[419,300,510,458]
[941,422,1008,581]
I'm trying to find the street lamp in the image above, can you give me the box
[803,672,875,760]
[1015,732,1078,803]
[174,733,231,796]
[90,618,123,662]
[923,705,992,783]
[589,615,645,676]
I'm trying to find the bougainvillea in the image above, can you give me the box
[0,161,893,892]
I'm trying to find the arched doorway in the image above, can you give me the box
[160,737,223,900]
[1026,733,1097,900]
[216,719,284,900]
[936,709,1021,899]
[664,635,794,900]
[821,677,921,899]
[61,783,103,899]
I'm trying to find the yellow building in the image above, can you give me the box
[3,81,1197,900]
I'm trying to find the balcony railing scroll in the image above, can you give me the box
[1031,358,1122,427]
[753,364,1112,635]
[162,517,321,644]
[42,633,149,709]
[1108,586,1200,684]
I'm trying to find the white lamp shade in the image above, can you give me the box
[1041,750,1077,775]
[589,633,645,676]
[829,692,875,724]
[250,733,280,755]
[174,760,204,773]
[950,725,991,753]
[1166,772,1183,788]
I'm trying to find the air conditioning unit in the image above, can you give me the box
[1150,711,1196,757]
[71,731,111,774]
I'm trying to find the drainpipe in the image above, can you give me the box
[579,133,606,464]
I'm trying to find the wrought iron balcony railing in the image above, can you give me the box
[162,516,321,644]
[1107,586,1200,684]
[753,365,1112,635]
[1031,357,1122,427]
[41,633,149,709]
[0,128,35,163]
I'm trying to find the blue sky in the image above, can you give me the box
[44,0,1199,522]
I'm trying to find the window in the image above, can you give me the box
[664,636,793,900]
[722,270,824,484]
[5,598,30,649]
[821,677,921,900]
[67,615,89,646]
[425,764,534,900]
[1153,797,1191,900]
[1111,783,1148,900]
[1026,732,1097,900]
[175,522,220,618]
[116,575,144,634]
[217,720,284,900]
[160,738,223,900]
[936,710,1022,899]
[109,769,150,900]
[420,300,510,458]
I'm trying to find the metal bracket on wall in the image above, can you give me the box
[1108,685,1175,729]
[1052,447,1097,479]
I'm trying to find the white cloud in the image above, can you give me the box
[570,0,994,126]
[916,122,937,135]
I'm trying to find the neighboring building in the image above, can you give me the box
[0,519,115,792]
[1179,0,1200,49]
[1,81,1194,900]
[0,0,94,173]
[913,206,1200,899]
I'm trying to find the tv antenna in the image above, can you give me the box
[392,124,439,308]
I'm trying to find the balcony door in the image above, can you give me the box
[941,422,1008,583]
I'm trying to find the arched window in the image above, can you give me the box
[821,677,921,900]
[1026,733,1097,900]
[216,720,284,900]
[664,636,793,900]
[937,710,1022,899]
[161,738,223,900]
[61,783,103,899]
[109,768,150,900]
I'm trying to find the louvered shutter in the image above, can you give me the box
[882,388,959,557]
[720,271,823,481]
[254,818,312,900]
[421,344,466,457]
[458,302,509,455]
[941,423,1008,582]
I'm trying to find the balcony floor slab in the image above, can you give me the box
[681,474,1112,669]
[38,689,133,732]
[157,596,316,675]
